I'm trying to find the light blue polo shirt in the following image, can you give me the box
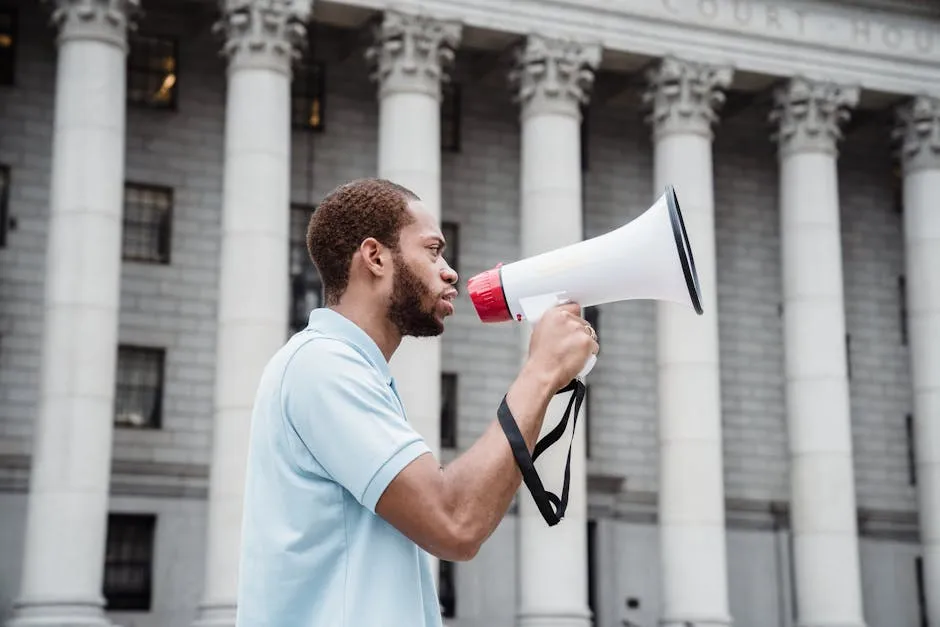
[235,308,442,627]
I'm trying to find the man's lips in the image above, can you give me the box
[439,289,458,315]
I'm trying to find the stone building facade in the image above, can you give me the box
[0,0,937,626]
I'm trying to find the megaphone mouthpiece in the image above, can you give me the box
[466,264,515,323]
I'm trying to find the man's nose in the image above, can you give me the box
[442,264,458,285]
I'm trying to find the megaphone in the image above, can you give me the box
[467,185,703,378]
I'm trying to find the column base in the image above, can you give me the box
[518,610,592,627]
[5,601,112,627]
[191,604,236,627]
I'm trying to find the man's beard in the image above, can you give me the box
[387,253,445,338]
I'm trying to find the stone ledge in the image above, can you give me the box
[586,484,921,542]
[0,454,209,500]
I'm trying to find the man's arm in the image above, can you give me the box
[375,361,556,561]
[375,303,597,561]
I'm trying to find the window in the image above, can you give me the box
[907,414,917,486]
[899,275,908,346]
[583,383,591,459]
[103,513,156,611]
[289,203,322,333]
[893,165,904,214]
[114,346,165,429]
[441,372,457,449]
[584,305,599,336]
[845,333,852,380]
[916,556,928,627]
[587,520,597,621]
[580,104,589,171]
[583,305,599,458]
[0,164,9,248]
[441,221,459,277]
[439,559,455,618]
[292,59,325,131]
[123,183,172,264]
[441,82,460,152]
[128,33,178,109]
[0,8,15,85]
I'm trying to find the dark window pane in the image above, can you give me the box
[291,60,324,131]
[439,560,455,618]
[128,34,178,109]
[441,221,459,277]
[289,204,323,332]
[441,373,457,449]
[103,514,155,611]
[123,183,172,264]
[0,9,16,85]
[441,83,460,151]
[114,346,165,429]
[0,165,9,248]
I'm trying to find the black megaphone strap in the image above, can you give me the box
[497,379,586,527]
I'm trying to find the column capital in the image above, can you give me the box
[770,77,859,157]
[642,56,733,139]
[47,0,141,49]
[893,95,940,174]
[365,10,462,99]
[509,34,601,119]
[213,0,311,75]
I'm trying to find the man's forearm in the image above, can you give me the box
[440,361,558,549]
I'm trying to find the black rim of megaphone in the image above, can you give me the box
[665,185,704,315]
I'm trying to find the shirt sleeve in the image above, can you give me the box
[280,336,431,513]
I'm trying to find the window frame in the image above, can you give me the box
[0,164,10,248]
[440,372,458,450]
[122,181,173,265]
[289,203,323,333]
[127,32,179,111]
[103,513,157,612]
[291,58,325,132]
[114,345,166,430]
[441,82,461,152]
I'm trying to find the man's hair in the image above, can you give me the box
[307,178,420,306]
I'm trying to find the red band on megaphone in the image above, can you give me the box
[467,265,512,323]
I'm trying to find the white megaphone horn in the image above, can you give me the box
[466,185,703,379]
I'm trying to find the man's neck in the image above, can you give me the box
[330,299,401,363]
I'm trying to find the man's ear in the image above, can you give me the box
[358,237,388,278]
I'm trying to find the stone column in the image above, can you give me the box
[643,56,733,627]
[509,34,600,627]
[894,95,940,627]
[7,2,139,626]
[366,10,461,460]
[770,77,866,627]
[193,2,310,625]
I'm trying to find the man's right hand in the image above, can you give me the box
[374,302,599,563]
[525,302,599,390]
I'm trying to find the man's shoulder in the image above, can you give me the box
[273,331,389,404]
[283,330,381,377]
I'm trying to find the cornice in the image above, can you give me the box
[332,0,940,98]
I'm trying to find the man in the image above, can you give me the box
[235,178,599,626]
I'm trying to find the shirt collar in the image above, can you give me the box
[306,308,393,384]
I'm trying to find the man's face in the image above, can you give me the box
[386,201,458,337]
